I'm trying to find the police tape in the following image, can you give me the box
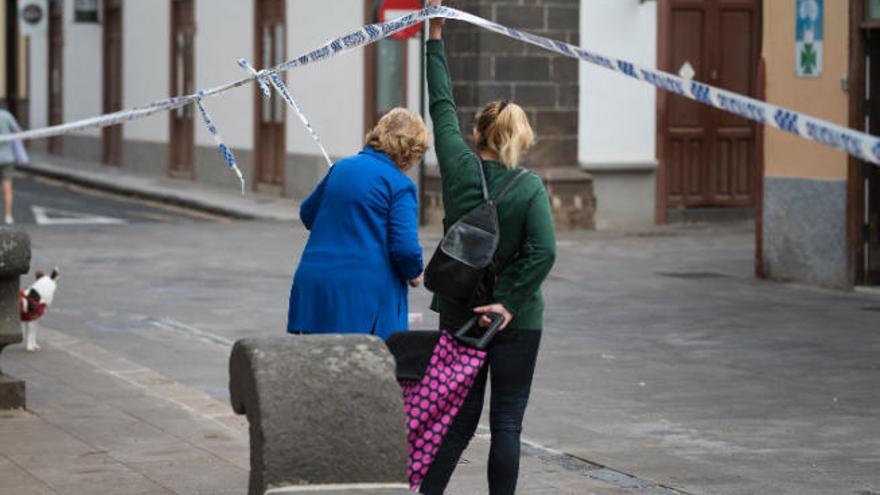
[1,5,877,191]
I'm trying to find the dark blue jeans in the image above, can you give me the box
[419,328,542,495]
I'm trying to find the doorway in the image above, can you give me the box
[3,0,20,118]
[48,0,63,154]
[253,0,286,193]
[656,0,762,222]
[859,20,880,285]
[864,160,880,284]
[102,0,123,166]
[364,0,411,133]
[169,0,195,179]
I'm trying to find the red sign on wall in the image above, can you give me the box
[379,0,424,41]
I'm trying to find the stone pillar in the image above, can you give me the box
[423,0,595,229]
[229,335,409,495]
[0,228,30,409]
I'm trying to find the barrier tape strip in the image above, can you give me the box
[194,91,246,193]
[239,57,334,168]
[267,72,334,168]
[1,5,877,186]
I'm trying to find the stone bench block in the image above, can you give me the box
[229,335,408,495]
[0,228,30,410]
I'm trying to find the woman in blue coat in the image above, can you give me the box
[287,108,427,339]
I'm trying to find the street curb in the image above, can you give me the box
[18,160,298,222]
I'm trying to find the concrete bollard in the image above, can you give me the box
[0,227,31,409]
[229,335,410,495]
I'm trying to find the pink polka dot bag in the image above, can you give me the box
[387,313,504,491]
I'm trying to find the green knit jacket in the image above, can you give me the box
[427,39,557,330]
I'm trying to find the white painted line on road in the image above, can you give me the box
[31,205,127,225]
[146,317,236,348]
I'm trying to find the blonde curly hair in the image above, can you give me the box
[365,108,430,170]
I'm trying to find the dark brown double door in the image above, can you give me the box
[860,24,880,284]
[254,0,286,192]
[102,0,123,166]
[169,0,196,179]
[658,0,761,217]
[48,0,64,154]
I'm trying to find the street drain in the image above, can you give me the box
[656,271,730,280]
[861,306,880,312]
[626,231,680,238]
[476,425,690,494]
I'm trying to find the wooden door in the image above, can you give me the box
[364,0,409,132]
[864,30,880,285]
[4,0,19,117]
[48,0,63,154]
[866,163,880,284]
[102,0,123,166]
[169,0,195,179]
[254,0,286,192]
[658,0,761,214]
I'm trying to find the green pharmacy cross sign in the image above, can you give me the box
[796,0,823,77]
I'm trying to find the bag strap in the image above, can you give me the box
[492,169,528,202]
[474,154,491,202]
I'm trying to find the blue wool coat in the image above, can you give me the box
[287,147,423,339]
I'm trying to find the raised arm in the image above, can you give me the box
[426,7,471,170]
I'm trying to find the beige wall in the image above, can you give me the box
[764,0,849,180]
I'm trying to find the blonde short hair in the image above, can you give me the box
[365,108,430,169]
[474,100,535,170]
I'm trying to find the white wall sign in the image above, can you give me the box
[796,0,823,77]
[18,0,47,36]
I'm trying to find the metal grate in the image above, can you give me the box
[655,271,730,280]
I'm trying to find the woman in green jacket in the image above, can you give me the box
[421,2,557,493]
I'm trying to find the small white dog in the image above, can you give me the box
[19,268,60,352]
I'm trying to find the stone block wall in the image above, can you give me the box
[424,0,594,230]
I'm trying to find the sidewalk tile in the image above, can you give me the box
[0,456,55,493]
[128,457,248,495]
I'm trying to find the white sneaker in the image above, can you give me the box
[3,215,12,225]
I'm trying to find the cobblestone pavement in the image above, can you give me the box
[2,219,877,494]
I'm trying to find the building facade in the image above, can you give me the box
[21,0,596,230]
[423,0,593,229]
[581,0,878,290]
[9,0,879,288]
[759,0,879,289]
[28,0,380,199]
[19,0,761,232]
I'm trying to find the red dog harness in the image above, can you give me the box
[19,290,47,322]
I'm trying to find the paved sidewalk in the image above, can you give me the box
[2,327,249,495]
[20,153,299,222]
[1,326,671,495]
